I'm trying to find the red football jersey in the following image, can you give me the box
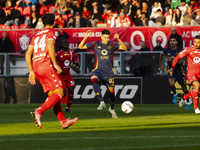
[56,49,79,75]
[173,45,200,74]
[119,16,132,27]
[29,28,58,70]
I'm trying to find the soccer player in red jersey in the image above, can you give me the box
[25,13,78,129]
[56,39,80,113]
[168,35,200,114]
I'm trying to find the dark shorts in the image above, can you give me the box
[169,71,186,85]
[91,69,114,87]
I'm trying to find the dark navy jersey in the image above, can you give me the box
[163,48,184,72]
[86,41,120,76]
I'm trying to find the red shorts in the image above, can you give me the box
[186,71,200,84]
[34,64,62,93]
[59,74,75,89]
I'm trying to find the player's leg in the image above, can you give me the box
[168,77,178,103]
[91,71,106,110]
[65,87,74,112]
[64,75,75,112]
[107,86,118,119]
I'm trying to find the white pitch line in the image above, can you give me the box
[0,135,199,142]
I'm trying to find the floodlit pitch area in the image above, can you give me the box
[0,104,200,150]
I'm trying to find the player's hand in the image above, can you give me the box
[159,65,164,71]
[54,64,62,74]
[29,71,36,85]
[114,32,119,40]
[86,30,92,38]
[167,68,174,76]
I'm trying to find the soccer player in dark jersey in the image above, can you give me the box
[56,39,80,113]
[25,13,78,129]
[168,35,200,114]
[159,37,192,109]
[78,30,127,118]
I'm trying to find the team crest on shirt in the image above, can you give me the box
[19,35,30,51]
[107,46,111,49]
[64,60,70,67]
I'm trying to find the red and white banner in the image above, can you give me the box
[0,26,199,53]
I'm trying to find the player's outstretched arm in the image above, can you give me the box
[25,45,36,85]
[114,32,127,50]
[78,30,92,49]
[48,39,62,74]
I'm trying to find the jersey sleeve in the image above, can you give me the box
[111,41,120,51]
[171,48,190,69]
[85,41,97,50]
[47,30,58,42]
[72,51,79,63]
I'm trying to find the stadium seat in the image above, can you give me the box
[48,5,55,13]
[15,6,23,14]
[22,7,31,16]
[11,24,19,29]
[3,25,11,29]
[20,24,28,29]
[39,6,48,16]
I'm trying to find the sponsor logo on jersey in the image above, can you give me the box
[101,49,107,55]
[19,34,30,51]
[193,57,200,63]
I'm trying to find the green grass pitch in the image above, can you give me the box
[0,103,200,150]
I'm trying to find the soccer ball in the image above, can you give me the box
[121,101,134,114]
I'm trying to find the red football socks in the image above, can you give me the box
[53,101,66,122]
[184,89,199,110]
[37,93,62,114]
[66,94,73,108]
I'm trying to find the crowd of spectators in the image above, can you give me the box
[0,0,200,29]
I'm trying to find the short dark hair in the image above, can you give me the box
[102,29,110,35]
[42,13,55,26]
[195,35,200,39]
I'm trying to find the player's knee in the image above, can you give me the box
[193,81,200,90]
[91,77,98,83]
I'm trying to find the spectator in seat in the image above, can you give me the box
[72,0,82,16]
[82,6,90,21]
[85,2,102,27]
[165,8,173,26]
[163,0,171,12]
[182,6,193,25]
[67,16,75,28]
[53,0,68,15]
[35,17,44,29]
[131,0,141,17]
[25,12,38,28]
[134,9,142,26]
[179,0,189,15]
[101,9,116,27]
[167,27,183,49]
[190,8,200,25]
[149,9,165,27]
[102,0,116,13]
[74,12,86,28]
[0,4,6,24]
[5,7,21,27]
[116,11,132,27]
[65,0,73,14]
[139,12,149,26]
[117,0,132,18]
[172,8,183,26]
[190,0,198,11]
[149,1,163,20]
[81,0,92,11]
[55,14,65,28]
[141,2,151,18]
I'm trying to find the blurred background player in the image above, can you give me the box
[78,29,127,118]
[25,13,78,129]
[159,37,192,110]
[56,39,80,113]
[168,35,200,114]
